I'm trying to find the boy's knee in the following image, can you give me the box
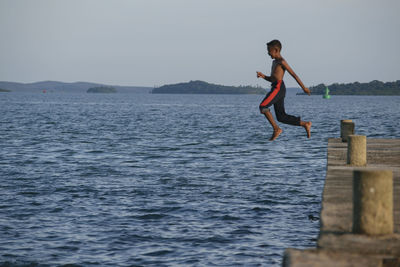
[260,107,270,114]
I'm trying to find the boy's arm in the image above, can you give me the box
[256,71,272,82]
[281,60,311,95]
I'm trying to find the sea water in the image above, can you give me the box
[0,92,399,266]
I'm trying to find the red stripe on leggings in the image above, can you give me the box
[260,80,282,107]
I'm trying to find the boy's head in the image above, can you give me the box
[266,39,282,59]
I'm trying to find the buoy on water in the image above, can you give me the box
[323,86,331,99]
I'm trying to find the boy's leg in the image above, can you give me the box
[261,109,282,141]
[300,120,312,138]
[273,97,312,138]
[273,97,301,126]
[259,81,284,141]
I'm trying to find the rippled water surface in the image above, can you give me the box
[1,92,399,266]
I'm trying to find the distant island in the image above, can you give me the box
[152,80,266,94]
[0,81,152,94]
[299,80,400,95]
[87,86,117,93]
[0,88,11,92]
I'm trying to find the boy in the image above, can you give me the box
[256,39,312,141]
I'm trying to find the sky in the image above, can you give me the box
[0,0,399,88]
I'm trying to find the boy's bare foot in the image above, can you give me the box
[303,121,312,138]
[269,128,282,141]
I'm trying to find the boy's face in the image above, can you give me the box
[267,46,280,59]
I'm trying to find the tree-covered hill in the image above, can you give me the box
[0,81,151,93]
[152,80,266,94]
[302,80,400,95]
[87,86,117,93]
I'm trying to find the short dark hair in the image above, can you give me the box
[267,39,282,51]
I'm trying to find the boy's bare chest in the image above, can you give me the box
[270,61,284,77]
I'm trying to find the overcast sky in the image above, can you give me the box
[1,0,399,87]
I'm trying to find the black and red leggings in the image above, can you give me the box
[259,80,301,126]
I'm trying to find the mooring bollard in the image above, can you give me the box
[353,169,393,235]
[347,135,367,166]
[340,120,355,142]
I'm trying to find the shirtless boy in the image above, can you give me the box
[257,39,312,141]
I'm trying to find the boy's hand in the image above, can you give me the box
[303,87,311,96]
[256,71,265,79]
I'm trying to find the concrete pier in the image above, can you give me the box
[283,138,400,266]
